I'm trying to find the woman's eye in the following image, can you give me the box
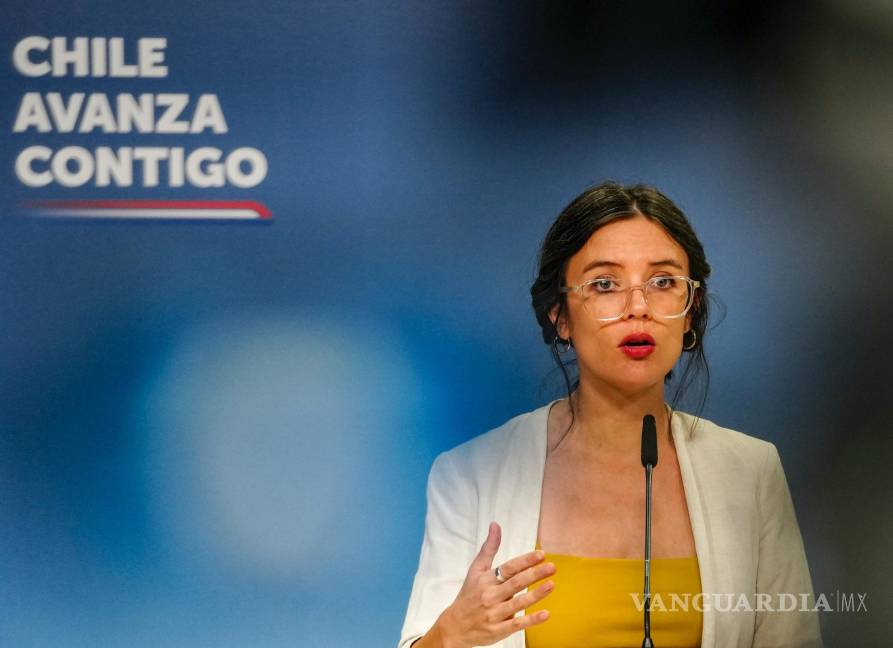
[589,279,618,293]
[651,276,677,290]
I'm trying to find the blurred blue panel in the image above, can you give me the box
[1,2,889,646]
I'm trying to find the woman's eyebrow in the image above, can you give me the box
[581,258,684,273]
[650,259,684,270]
[581,260,622,274]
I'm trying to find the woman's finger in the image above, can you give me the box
[497,560,556,597]
[492,549,545,583]
[470,522,502,572]
[490,608,551,637]
[493,579,555,621]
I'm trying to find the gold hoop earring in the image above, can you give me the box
[683,329,697,351]
[554,336,571,354]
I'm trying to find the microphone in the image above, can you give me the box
[641,414,658,468]
[641,414,658,648]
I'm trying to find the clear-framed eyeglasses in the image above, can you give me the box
[559,275,701,322]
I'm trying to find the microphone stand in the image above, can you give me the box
[643,460,654,648]
[641,414,658,648]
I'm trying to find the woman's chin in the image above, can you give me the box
[598,364,672,396]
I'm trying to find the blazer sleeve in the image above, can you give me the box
[398,451,479,648]
[753,443,822,647]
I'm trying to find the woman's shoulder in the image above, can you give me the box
[434,401,552,476]
[672,409,780,473]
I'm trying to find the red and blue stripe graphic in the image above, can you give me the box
[23,199,272,221]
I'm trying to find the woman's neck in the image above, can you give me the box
[566,378,670,455]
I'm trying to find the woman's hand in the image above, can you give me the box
[433,522,556,648]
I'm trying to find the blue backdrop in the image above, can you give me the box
[2,2,890,646]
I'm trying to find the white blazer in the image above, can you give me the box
[399,401,822,648]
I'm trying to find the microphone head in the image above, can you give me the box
[641,414,658,467]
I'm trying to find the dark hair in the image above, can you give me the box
[530,181,712,435]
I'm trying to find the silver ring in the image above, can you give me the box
[494,565,507,583]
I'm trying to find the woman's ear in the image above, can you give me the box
[549,303,571,341]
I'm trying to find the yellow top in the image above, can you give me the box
[524,545,702,648]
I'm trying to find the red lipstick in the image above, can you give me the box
[619,333,656,359]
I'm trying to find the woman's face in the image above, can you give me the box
[554,215,692,396]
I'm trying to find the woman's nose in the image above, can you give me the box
[625,286,651,319]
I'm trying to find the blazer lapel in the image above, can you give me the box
[490,402,553,648]
[494,401,553,562]
[672,410,716,648]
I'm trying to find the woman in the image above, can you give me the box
[399,182,821,648]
